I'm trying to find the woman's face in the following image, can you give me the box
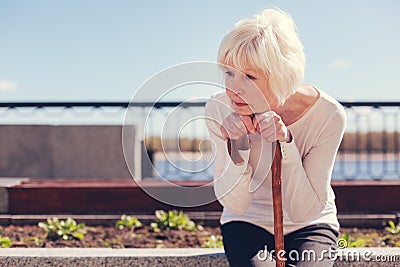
[223,65,273,115]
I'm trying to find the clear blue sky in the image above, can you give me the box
[0,0,399,102]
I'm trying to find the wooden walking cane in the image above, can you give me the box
[227,138,285,267]
[272,141,285,267]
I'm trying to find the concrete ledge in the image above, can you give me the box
[0,248,228,267]
[338,213,397,228]
[0,248,399,267]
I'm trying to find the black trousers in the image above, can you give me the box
[221,221,339,267]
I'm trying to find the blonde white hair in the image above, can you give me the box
[218,8,306,105]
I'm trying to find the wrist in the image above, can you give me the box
[280,130,292,143]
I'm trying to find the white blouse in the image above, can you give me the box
[205,88,346,235]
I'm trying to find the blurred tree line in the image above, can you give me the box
[339,132,399,153]
[145,131,399,153]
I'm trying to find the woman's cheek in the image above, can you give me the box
[248,90,271,113]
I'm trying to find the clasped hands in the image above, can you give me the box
[220,111,292,151]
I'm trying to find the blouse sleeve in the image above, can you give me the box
[279,108,346,222]
[205,98,255,215]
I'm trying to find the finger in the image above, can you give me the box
[220,124,229,140]
[230,129,244,140]
[256,120,276,142]
[221,114,243,139]
[240,115,256,134]
[231,117,247,135]
[254,114,270,133]
[260,126,275,139]
[253,115,268,133]
[223,122,245,140]
[261,111,276,119]
[263,131,276,143]
[258,117,275,133]
[255,112,274,124]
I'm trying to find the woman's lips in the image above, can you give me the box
[234,101,248,107]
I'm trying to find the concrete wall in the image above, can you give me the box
[0,125,138,179]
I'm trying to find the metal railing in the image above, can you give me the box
[0,101,399,180]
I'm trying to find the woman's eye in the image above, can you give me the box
[246,74,256,80]
[225,71,234,76]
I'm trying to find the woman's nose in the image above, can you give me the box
[227,82,245,95]
[226,87,244,97]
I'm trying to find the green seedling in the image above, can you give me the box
[202,235,224,248]
[385,220,400,235]
[116,215,143,230]
[340,232,366,247]
[38,217,86,241]
[150,210,201,232]
[0,236,12,248]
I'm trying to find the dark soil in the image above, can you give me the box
[0,224,221,248]
[1,224,399,248]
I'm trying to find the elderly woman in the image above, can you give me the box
[205,8,346,267]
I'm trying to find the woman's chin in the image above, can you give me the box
[234,108,253,116]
